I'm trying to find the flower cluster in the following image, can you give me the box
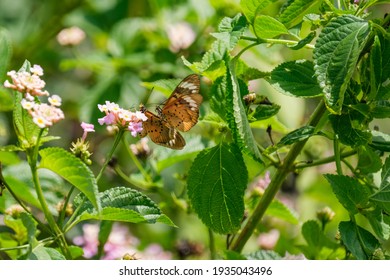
[4,65,48,97]
[166,22,196,53]
[56,26,86,46]
[4,64,64,128]
[73,223,172,260]
[98,101,147,136]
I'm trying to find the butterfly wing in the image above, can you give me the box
[139,108,185,150]
[161,74,202,132]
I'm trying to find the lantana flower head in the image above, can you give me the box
[4,63,65,129]
[98,101,147,137]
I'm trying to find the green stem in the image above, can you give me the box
[241,36,315,49]
[57,186,75,229]
[122,136,153,183]
[96,129,125,183]
[334,135,343,175]
[28,130,71,258]
[209,229,216,260]
[231,100,327,253]
[294,150,356,169]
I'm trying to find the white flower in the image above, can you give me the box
[57,26,86,46]
[166,22,196,53]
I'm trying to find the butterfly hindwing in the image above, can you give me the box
[139,108,185,150]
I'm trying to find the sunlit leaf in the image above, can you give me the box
[187,142,248,234]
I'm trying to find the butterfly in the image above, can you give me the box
[139,74,202,150]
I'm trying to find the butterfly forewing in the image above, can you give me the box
[139,108,185,150]
[161,74,202,132]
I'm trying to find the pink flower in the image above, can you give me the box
[80,122,95,141]
[97,101,147,136]
[166,22,196,53]
[57,26,86,46]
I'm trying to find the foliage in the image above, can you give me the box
[0,0,390,260]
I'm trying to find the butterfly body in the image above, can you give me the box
[139,74,202,149]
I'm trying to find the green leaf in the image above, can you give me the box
[182,39,227,80]
[371,100,390,119]
[339,221,379,260]
[268,60,323,98]
[0,27,12,78]
[302,220,322,248]
[68,245,84,259]
[279,0,321,27]
[369,35,382,100]
[324,174,370,215]
[211,14,247,50]
[209,75,228,120]
[370,156,390,213]
[329,111,371,147]
[375,32,390,100]
[97,221,113,258]
[248,103,280,122]
[253,15,289,39]
[370,130,390,152]
[29,246,66,260]
[20,212,37,245]
[240,0,275,24]
[72,186,174,226]
[187,142,248,234]
[39,147,101,212]
[314,15,371,114]
[266,199,299,224]
[141,78,182,97]
[226,63,263,162]
[363,208,390,240]
[277,125,316,147]
[356,146,382,174]
[13,91,42,148]
[4,215,28,243]
[246,250,282,260]
[288,31,316,50]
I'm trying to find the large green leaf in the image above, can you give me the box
[324,174,370,215]
[187,142,248,234]
[375,32,390,100]
[39,147,101,212]
[226,63,263,162]
[314,15,371,114]
[268,60,323,98]
[370,156,390,213]
[72,186,174,226]
[339,221,379,259]
[329,111,371,147]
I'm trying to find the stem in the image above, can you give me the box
[241,36,315,49]
[96,129,125,183]
[294,150,356,169]
[28,131,71,258]
[57,186,75,229]
[231,100,327,252]
[122,136,153,183]
[334,135,343,175]
[208,229,216,260]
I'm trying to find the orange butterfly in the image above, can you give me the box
[139,74,202,149]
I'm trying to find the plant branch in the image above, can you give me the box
[230,100,327,252]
